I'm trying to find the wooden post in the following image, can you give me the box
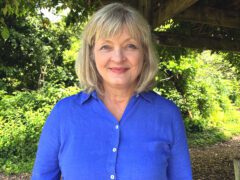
[234,159,240,180]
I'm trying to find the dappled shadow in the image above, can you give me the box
[0,173,30,180]
[190,134,240,180]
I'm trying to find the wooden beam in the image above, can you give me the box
[137,0,153,25]
[154,32,240,52]
[98,0,153,23]
[153,0,198,27]
[176,6,240,29]
[229,0,240,9]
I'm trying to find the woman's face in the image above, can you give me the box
[93,27,144,91]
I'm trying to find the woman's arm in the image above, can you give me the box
[31,104,61,180]
[167,106,192,180]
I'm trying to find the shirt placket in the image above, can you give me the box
[96,94,139,180]
[107,122,120,180]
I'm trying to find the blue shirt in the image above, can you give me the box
[32,90,192,180]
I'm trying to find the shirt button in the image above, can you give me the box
[112,148,117,152]
[110,174,115,179]
[115,125,119,129]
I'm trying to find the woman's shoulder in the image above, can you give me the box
[54,91,89,109]
[142,90,179,111]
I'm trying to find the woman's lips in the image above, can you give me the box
[109,67,129,74]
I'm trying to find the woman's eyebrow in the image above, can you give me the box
[98,37,137,44]
[122,38,137,43]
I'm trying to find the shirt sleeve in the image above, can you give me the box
[167,106,193,180]
[31,103,61,180]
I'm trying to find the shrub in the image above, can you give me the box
[0,84,79,174]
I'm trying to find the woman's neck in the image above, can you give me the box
[100,85,135,104]
[98,85,136,121]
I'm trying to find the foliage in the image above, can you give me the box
[0,0,96,40]
[187,112,240,147]
[0,14,79,92]
[0,84,79,174]
[223,52,240,78]
[155,50,240,132]
[0,0,93,93]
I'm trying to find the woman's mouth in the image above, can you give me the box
[109,67,129,74]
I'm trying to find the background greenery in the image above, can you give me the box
[0,0,240,174]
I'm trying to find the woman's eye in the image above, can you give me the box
[126,44,137,49]
[100,45,111,50]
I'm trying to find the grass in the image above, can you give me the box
[187,109,240,148]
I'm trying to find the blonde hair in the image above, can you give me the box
[75,2,158,94]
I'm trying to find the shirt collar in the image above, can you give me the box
[80,91,98,104]
[136,91,153,103]
[80,90,153,104]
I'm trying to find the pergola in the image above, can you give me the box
[100,0,240,52]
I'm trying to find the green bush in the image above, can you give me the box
[156,50,240,133]
[0,84,79,174]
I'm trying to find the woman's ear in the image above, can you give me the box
[90,51,95,62]
[89,44,95,62]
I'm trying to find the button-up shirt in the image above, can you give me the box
[32,90,192,180]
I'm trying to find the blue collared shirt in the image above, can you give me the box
[32,90,192,180]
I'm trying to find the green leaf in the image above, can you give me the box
[0,18,4,24]
[1,27,10,41]
[2,6,8,16]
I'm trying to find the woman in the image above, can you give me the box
[32,3,192,180]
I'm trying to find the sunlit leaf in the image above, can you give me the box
[1,27,10,41]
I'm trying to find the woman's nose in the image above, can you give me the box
[112,48,125,62]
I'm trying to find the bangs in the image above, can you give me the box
[94,12,142,43]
